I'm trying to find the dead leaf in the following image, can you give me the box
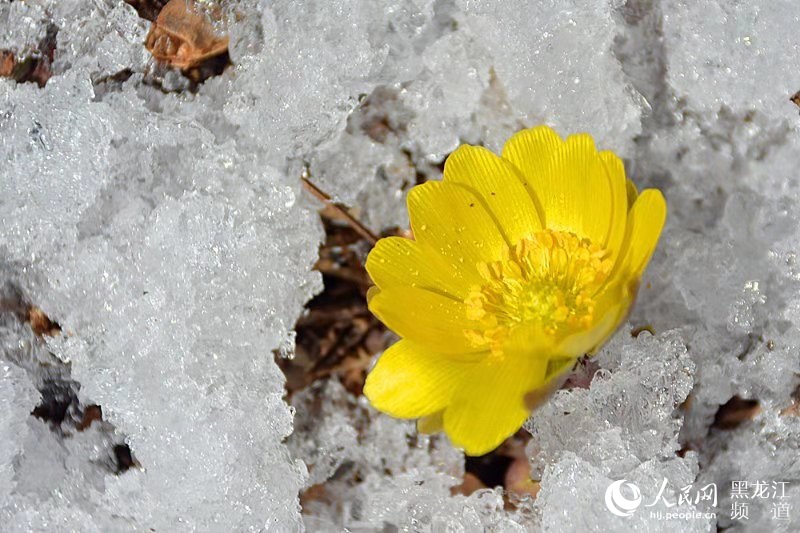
[145,0,229,70]
[77,405,103,431]
[28,306,61,336]
[279,213,390,397]
[504,457,540,500]
[779,384,800,416]
[124,0,171,21]
[0,51,14,77]
[451,473,487,496]
[712,396,761,430]
[0,24,56,87]
[631,324,655,337]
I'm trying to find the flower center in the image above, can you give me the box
[463,230,613,351]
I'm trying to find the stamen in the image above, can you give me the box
[464,230,613,350]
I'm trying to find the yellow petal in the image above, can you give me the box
[524,357,574,411]
[501,125,563,187]
[618,189,667,277]
[626,179,639,208]
[443,329,549,455]
[597,150,629,260]
[544,357,576,381]
[407,182,508,288]
[443,144,544,243]
[557,279,636,357]
[364,340,471,419]
[368,285,485,354]
[365,236,469,299]
[417,410,444,434]
[505,131,624,249]
[366,285,380,305]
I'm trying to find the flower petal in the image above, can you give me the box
[407,182,509,288]
[626,178,639,208]
[524,357,575,411]
[417,410,444,434]
[443,334,549,455]
[443,144,544,243]
[597,150,629,260]
[505,131,623,249]
[618,189,667,277]
[368,285,486,354]
[545,357,576,381]
[557,279,636,357]
[501,125,563,185]
[364,340,472,419]
[365,236,469,299]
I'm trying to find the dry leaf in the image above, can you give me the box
[504,457,541,500]
[279,215,389,397]
[0,51,14,77]
[450,473,487,496]
[0,24,56,87]
[712,396,761,430]
[28,306,61,336]
[145,0,229,70]
[124,0,171,22]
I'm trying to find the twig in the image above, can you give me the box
[301,177,379,245]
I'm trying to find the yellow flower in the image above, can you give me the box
[363,126,666,455]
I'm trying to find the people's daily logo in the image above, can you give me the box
[605,480,642,517]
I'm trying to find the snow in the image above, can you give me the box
[2,0,799,530]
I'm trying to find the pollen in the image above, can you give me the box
[464,230,614,350]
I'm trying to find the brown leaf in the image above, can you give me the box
[145,0,230,70]
[450,473,487,496]
[0,24,56,88]
[779,384,800,416]
[791,90,800,108]
[124,0,171,22]
[113,443,140,473]
[504,457,540,500]
[780,402,800,417]
[631,324,655,337]
[712,396,761,430]
[280,213,390,397]
[77,405,104,431]
[0,51,14,77]
[28,306,61,337]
